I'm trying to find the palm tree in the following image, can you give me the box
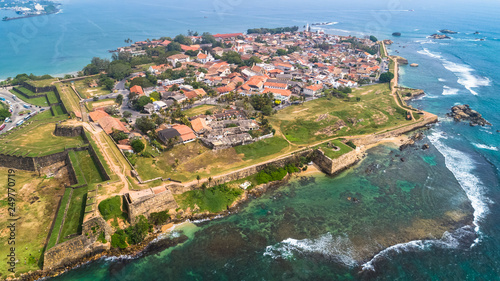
[208,177,212,187]
[196,175,200,185]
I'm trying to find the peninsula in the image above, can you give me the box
[1,0,60,21]
[0,29,438,280]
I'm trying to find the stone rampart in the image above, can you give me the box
[125,189,179,223]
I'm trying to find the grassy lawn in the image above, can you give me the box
[0,168,66,277]
[379,42,387,58]
[234,136,290,160]
[73,79,111,99]
[174,184,243,213]
[98,196,127,221]
[52,105,66,115]
[10,89,49,107]
[46,91,59,104]
[269,83,409,145]
[69,151,87,185]
[316,139,353,159]
[16,86,39,97]
[183,104,218,117]
[59,187,88,243]
[0,123,84,156]
[75,150,105,184]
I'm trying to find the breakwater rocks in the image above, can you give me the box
[447,104,492,126]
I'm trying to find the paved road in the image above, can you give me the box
[0,87,49,134]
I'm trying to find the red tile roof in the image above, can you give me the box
[88,110,109,122]
[130,85,144,95]
[172,124,196,142]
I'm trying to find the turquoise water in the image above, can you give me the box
[2,0,499,279]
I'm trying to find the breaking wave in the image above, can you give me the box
[361,225,475,272]
[264,233,359,267]
[428,129,491,232]
[416,48,491,95]
[473,143,498,151]
[442,85,459,95]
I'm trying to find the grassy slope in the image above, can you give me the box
[10,89,49,107]
[234,136,289,160]
[269,83,409,145]
[174,185,243,213]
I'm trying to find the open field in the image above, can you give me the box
[174,184,243,213]
[59,187,88,243]
[10,89,49,107]
[73,79,111,99]
[183,104,218,117]
[269,83,409,145]
[0,123,84,157]
[0,168,67,277]
[234,136,290,160]
[87,99,117,111]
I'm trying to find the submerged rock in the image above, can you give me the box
[439,29,458,34]
[430,34,451,39]
[447,104,492,126]
[392,32,402,37]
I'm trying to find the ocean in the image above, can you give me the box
[3,0,499,279]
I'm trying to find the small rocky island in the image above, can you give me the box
[430,34,451,39]
[439,29,458,34]
[447,104,492,126]
[392,32,402,37]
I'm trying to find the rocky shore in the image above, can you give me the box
[430,34,451,39]
[447,104,492,126]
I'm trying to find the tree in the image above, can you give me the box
[129,77,153,89]
[369,35,378,42]
[111,129,128,142]
[123,111,132,118]
[116,94,123,105]
[0,109,11,121]
[135,116,156,133]
[196,175,201,185]
[107,61,132,80]
[379,72,395,83]
[276,49,287,56]
[167,42,182,52]
[149,92,161,101]
[131,139,145,153]
[208,177,213,187]
[135,95,152,111]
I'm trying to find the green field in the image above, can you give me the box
[75,150,105,184]
[55,83,82,115]
[10,89,49,107]
[59,187,88,243]
[98,196,127,221]
[68,151,87,185]
[234,136,289,160]
[316,139,353,159]
[183,104,218,117]
[52,104,66,115]
[270,83,409,145]
[0,123,84,156]
[46,91,59,104]
[174,184,243,213]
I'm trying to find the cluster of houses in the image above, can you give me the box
[90,29,384,154]
[119,30,382,112]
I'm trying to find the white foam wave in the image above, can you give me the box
[362,226,474,272]
[428,129,490,234]
[473,143,498,151]
[438,78,446,82]
[442,85,459,95]
[417,49,491,95]
[264,233,358,267]
[416,39,437,45]
[441,60,491,95]
[417,48,442,59]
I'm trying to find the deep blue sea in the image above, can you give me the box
[2,0,499,280]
